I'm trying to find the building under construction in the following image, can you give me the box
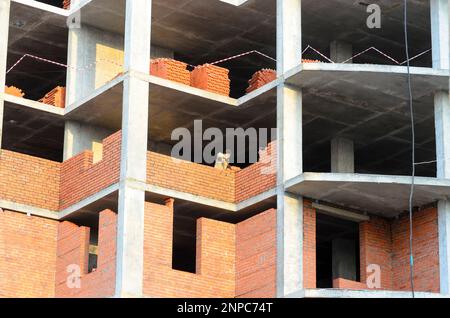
[1,0,450,298]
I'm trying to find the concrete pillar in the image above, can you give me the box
[332,238,357,281]
[438,200,450,294]
[276,0,304,297]
[63,121,112,161]
[0,0,11,149]
[115,0,151,298]
[435,91,450,294]
[430,0,450,69]
[66,26,124,105]
[330,41,353,63]
[331,137,355,173]
[435,91,450,179]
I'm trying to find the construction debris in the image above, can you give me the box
[39,86,66,108]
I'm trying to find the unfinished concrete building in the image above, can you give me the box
[0,0,450,298]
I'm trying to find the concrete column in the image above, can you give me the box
[430,0,450,69]
[435,91,450,294]
[63,121,112,161]
[331,137,355,173]
[330,41,353,63]
[332,238,357,281]
[276,0,304,297]
[66,26,124,105]
[115,0,151,298]
[435,91,450,179]
[0,0,11,149]
[438,200,450,294]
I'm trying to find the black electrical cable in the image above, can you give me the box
[403,0,415,298]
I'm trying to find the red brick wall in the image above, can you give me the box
[143,200,236,297]
[59,131,121,209]
[303,200,317,289]
[55,210,117,298]
[359,207,440,293]
[147,152,235,202]
[235,142,277,203]
[0,210,58,298]
[391,207,440,293]
[333,278,367,290]
[236,209,276,298]
[0,150,60,210]
[359,216,393,290]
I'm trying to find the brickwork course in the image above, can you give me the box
[0,0,447,299]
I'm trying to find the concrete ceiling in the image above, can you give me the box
[2,99,65,161]
[6,0,434,100]
[7,1,68,100]
[287,173,450,217]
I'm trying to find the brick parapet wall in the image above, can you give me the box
[55,210,117,298]
[59,131,121,209]
[2,130,276,211]
[0,150,60,210]
[235,141,277,203]
[147,152,236,202]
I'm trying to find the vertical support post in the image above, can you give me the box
[331,137,355,173]
[430,0,450,70]
[330,41,353,63]
[0,0,11,149]
[115,0,152,298]
[435,91,450,295]
[431,0,450,69]
[276,0,304,297]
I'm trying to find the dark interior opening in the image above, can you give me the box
[316,212,360,289]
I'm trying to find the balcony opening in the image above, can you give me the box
[316,212,360,289]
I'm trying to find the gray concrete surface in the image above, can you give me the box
[286,173,450,217]
[115,0,151,298]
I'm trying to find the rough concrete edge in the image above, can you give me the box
[12,0,70,16]
[59,183,120,219]
[4,94,65,116]
[303,288,449,299]
[285,172,450,190]
[0,199,59,220]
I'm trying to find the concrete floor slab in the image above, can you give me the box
[286,172,450,217]
[285,63,449,101]
[64,73,276,142]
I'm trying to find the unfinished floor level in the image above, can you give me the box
[1,0,450,298]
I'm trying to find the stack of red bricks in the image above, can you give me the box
[4,86,25,98]
[62,0,70,10]
[150,58,191,86]
[149,58,231,96]
[190,64,231,96]
[39,86,66,108]
[246,69,276,94]
[302,59,321,63]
